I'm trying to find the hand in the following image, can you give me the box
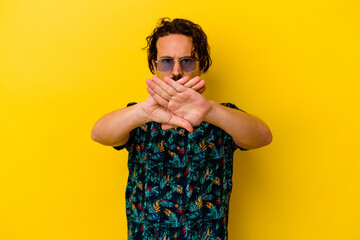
[159,76,206,130]
[140,95,193,132]
[146,76,212,127]
[178,76,206,94]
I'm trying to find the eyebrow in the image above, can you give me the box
[159,55,193,59]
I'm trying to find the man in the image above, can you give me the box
[91,18,272,240]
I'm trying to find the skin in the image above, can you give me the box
[91,34,272,149]
[149,34,205,130]
[152,34,203,81]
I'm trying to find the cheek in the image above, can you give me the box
[156,72,169,81]
[185,72,198,79]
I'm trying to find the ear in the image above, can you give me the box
[152,60,158,75]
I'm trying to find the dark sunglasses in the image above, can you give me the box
[155,57,199,72]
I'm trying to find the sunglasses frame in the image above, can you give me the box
[155,57,199,72]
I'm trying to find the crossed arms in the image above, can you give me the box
[91,76,272,150]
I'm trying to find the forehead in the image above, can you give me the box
[156,34,193,58]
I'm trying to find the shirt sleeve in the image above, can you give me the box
[220,102,249,151]
[113,102,137,151]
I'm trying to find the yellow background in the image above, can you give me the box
[1,0,359,239]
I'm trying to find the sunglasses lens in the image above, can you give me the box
[180,58,196,72]
[158,58,173,72]
[157,58,197,72]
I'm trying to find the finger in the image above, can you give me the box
[161,123,176,130]
[183,76,201,88]
[146,85,156,95]
[147,87,169,108]
[164,77,187,93]
[146,78,173,100]
[168,115,193,133]
[190,79,205,92]
[198,86,206,94]
[152,76,178,96]
[175,76,190,85]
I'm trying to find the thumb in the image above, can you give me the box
[167,115,193,133]
[161,123,176,130]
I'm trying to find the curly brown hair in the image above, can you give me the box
[144,17,212,74]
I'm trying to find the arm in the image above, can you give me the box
[91,76,206,146]
[91,96,197,146]
[205,101,272,149]
[146,76,272,149]
[91,102,148,146]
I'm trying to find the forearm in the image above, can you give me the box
[205,101,272,149]
[91,102,149,146]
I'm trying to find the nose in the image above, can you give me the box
[171,60,183,78]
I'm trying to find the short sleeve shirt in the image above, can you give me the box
[114,103,247,240]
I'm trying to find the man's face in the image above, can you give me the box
[152,34,203,81]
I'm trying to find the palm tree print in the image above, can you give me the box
[114,103,247,240]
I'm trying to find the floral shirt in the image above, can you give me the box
[114,103,247,240]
